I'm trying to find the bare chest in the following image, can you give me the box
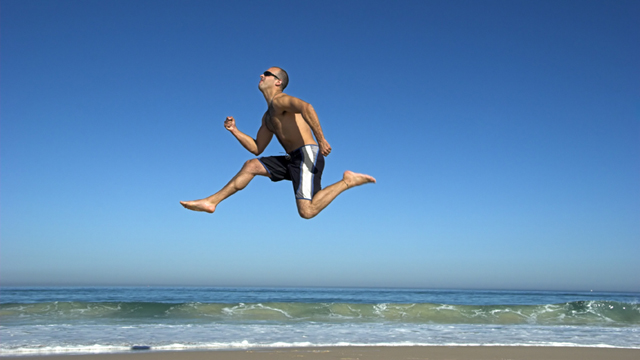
[265,107,295,134]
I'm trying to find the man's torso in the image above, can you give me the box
[264,98,317,154]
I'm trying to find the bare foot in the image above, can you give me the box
[180,199,216,213]
[343,171,376,188]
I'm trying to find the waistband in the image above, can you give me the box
[288,144,319,156]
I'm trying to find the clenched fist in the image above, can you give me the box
[224,116,236,132]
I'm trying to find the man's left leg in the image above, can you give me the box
[180,159,269,213]
[296,170,376,219]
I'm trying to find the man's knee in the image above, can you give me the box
[242,159,267,175]
[297,201,317,220]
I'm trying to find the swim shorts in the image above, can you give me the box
[258,145,325,200]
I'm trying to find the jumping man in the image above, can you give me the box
[180,67,376,219]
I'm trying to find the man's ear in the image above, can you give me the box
[275,79,282,88]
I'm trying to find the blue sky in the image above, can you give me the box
[1,0,638,291]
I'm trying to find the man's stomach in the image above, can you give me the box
[277,136,317,155]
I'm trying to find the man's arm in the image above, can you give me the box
[224,116,273,156]
[273,95,332,156]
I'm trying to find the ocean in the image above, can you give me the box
[1,287,638,356]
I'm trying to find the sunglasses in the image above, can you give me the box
[263,71,280,80]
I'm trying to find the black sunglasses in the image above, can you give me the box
[263,71,280,80]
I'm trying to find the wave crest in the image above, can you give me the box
[2,300,638,326]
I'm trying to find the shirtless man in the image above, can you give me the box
[180,67,376,219]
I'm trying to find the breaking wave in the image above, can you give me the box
[2,300,638,326]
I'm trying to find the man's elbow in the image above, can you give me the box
[252,147,265,156]
[303,103,315,115]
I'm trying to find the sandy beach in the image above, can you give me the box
[4,346,639,360]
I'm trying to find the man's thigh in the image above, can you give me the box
[246,158,270,177]
[257,156,290,180]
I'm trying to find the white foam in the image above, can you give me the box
[2,322,639,357]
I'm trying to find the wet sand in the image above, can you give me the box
[5,346,639,360]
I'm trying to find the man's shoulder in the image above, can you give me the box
[274,92,294,102]
[273,92,308,109]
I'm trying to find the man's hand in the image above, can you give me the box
[319,139,332,156]
[224,116,237,132]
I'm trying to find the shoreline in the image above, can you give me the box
[3,346,640,360]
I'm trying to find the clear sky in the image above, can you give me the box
[1,0,638,291]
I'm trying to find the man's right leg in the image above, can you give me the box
[296,171,376,219]
[180,159,269,213]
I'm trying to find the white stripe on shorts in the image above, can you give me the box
[296,145,319,200]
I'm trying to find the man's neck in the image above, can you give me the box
[262,89,283,104]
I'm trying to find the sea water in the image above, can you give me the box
[1,287,639,356]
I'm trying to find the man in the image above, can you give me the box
[180,67,376,219]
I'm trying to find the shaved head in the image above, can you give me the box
[273,67,289,90]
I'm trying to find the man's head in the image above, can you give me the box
[259,67,289,92]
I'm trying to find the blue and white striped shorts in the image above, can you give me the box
[258,145,325,200]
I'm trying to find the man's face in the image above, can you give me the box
[258,68,280,90]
